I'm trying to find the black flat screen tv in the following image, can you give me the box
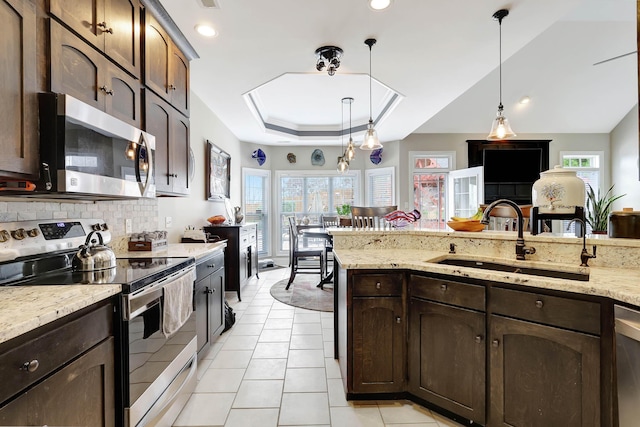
[483,148,542,183]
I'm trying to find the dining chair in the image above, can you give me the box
[480,204,531,232]
[320,215,339,271]
[287,216,325,289]
[350,205,398,229]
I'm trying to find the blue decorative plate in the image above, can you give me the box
[252,148,266,166]
[311,149,325,166]
[370,148,383,165]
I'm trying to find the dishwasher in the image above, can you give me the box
[615,305,640,426]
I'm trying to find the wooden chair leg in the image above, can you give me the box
[286,259,296,289]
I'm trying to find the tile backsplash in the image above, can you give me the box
[0,199,159,249]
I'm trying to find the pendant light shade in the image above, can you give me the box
[487,9,516,141]
[337,156,349,173]
[360,38,383,150]
[338,97,352,173]
[345,98,356,161]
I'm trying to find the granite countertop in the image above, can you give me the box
[0,243,226,345]
[333,248,640,306]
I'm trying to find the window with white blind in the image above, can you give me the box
[560,151,603,233]
[365,167,395,206]
[410,151,456,230]
[276,170,361,256]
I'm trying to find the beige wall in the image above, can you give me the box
[611,104,640,210]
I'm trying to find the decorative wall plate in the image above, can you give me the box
[370,148,383,165]
[252,148,266,166]
[311,149,325,166]
[287,153,296,163]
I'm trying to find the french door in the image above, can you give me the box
[242,168,270,256]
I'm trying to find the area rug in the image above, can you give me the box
[269,277,333,312]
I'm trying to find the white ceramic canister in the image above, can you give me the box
[531,165,585,214]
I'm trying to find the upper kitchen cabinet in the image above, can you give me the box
[144,12,189,116]
[50,20,141,127]
[0,0,39,178]
[145,89,190,195]
[48,0,140,78]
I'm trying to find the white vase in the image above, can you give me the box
[532,165,585,214]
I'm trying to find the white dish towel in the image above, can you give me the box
[162,269,196,338]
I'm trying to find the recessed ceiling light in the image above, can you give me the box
[195,24,217,37]
[519,96,531,104]
[369,0,391,10]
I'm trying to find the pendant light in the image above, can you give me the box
[360,38,383,150]
[487,9,516,141]
[345,97,356,161]
[337,98,351,173]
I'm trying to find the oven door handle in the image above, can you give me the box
[123,265,195,321]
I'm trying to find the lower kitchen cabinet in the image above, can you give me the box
[408,298,485,424]
[349,272,405,394]
[204,224,257,301]
[0,298,117,426]
[195,249,225,355]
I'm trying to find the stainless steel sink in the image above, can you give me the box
[435,258,590,281]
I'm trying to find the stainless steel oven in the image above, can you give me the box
[0,219,198,427]
[123,264,197,427]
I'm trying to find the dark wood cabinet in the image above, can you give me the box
[204,224,257,301]
[0,299,117,426]
[349,273,405,394]
[408,276,485,424]
[144,12,189,116]
[195,249,225,355]
[50,20,141,127]
[48,0,140,78]
[0,0,39,178]
[144,89,190,195]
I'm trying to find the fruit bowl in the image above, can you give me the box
[446,220,486,232]
[207,215,226,225]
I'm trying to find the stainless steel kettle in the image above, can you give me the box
[72,231,116,272]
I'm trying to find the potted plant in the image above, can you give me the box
[585,184,625,233]
[336,204,352,227]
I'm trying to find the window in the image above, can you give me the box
[410,151,456,230]
[242,168,270,256]
[276,170,360,256]
[365,167,395,206]
[560,151,604,233]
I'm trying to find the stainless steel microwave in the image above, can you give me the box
[34,93,155,199]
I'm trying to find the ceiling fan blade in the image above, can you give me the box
[593,51,637,66]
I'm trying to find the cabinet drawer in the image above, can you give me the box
[0,302,113,404]
[490,287,600,335]
[352,273,403,297]
[410,275,485,311]
[196,251,225,278]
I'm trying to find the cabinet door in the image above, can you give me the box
[104,61,140,127]
[48,0,103,48]
[408,298,485,424]
[0,337,115,426]
[0,0,38,176]
[103,0,139,77]
[209,268,225,338]
[144,13,170,100]
[170,46,189,116]
[144,89,171,193]
[238,246,248,284]
[352,297,405,393]
[195,278,210,355]
[489,315,600,427]
[170,111,190,194]
[50,21,103,110]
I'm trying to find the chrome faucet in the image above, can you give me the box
[567,218,597,267]
[481,199,536,261]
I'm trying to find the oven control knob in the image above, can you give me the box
[27,228,39,238]
[91,223,101,231]
[0,230,9,243]
[12,228,26,240]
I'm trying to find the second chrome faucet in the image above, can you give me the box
[567,218,597,267]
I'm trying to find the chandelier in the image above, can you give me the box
[315,46,343,76]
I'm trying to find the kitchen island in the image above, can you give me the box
[331,227,640,427]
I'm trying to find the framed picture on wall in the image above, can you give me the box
[207,141,231,200]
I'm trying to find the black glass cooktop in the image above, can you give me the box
[18,257,194,294]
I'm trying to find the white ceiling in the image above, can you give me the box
[158,0,638,146]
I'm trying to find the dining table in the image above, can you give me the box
[300,227,333,284]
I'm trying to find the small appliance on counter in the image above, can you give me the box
[530,166,585,236]
[609,208,640,239]
[180,226,223,243]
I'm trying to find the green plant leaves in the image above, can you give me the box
[586,184,625,232]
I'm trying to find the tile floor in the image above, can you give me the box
[173,267,464,427]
